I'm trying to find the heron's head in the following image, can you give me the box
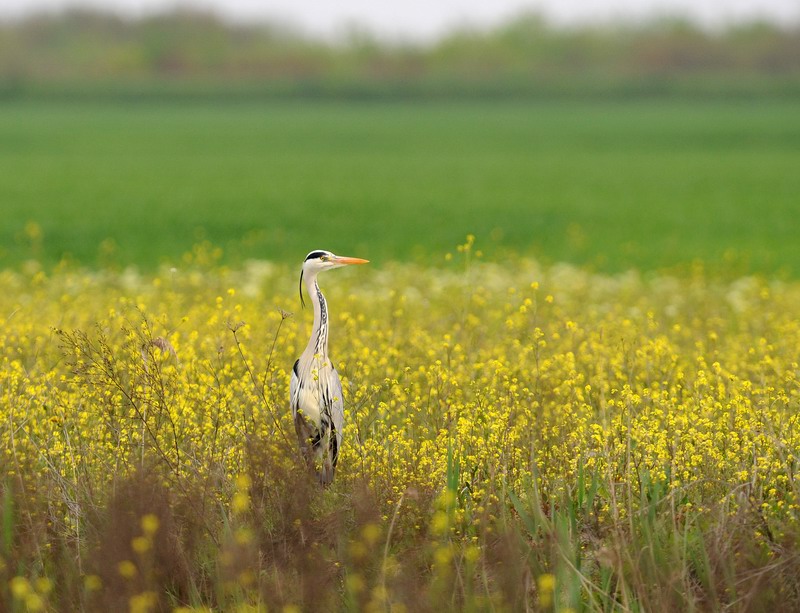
[299,250,369,306]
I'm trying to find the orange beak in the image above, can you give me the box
[333,256,369,265]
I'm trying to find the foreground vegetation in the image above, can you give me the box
[2,242,799,610]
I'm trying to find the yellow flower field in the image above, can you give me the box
[2,243,799,610]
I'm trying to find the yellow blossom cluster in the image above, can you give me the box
[1,251,799,608]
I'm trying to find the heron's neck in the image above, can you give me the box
[303,273,329,359]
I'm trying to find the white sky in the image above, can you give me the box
[1,0,798,40]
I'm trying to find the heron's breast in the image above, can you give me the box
[295,385,323,426]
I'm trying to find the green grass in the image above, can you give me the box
[1,99,799,274]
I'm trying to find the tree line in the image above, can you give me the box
[1,8,799,98]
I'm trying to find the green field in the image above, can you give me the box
[4,97,800,610]
[1,99,799,273]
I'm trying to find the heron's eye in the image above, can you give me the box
[305,250,328,262]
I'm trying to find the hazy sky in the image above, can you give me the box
[2,0,799,40]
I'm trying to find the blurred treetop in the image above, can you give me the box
[1,8,799,98]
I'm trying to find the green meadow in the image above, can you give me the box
[4,94,800,610]
[1,99,799,273]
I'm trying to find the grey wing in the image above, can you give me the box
[328,366,345,460]
[290,358,300,419]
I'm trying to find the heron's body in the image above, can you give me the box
[290,250,367,485]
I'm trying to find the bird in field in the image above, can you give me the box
[290,249,369,485]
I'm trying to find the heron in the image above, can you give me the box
[290,249,368,485]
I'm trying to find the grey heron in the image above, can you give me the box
[290,249,369,485]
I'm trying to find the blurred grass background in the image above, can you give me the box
[1,9,799,274]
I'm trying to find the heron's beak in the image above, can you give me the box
[334,256,369,265]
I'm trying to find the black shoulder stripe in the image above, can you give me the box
[330,434,339,467]
[293,359,300,377]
